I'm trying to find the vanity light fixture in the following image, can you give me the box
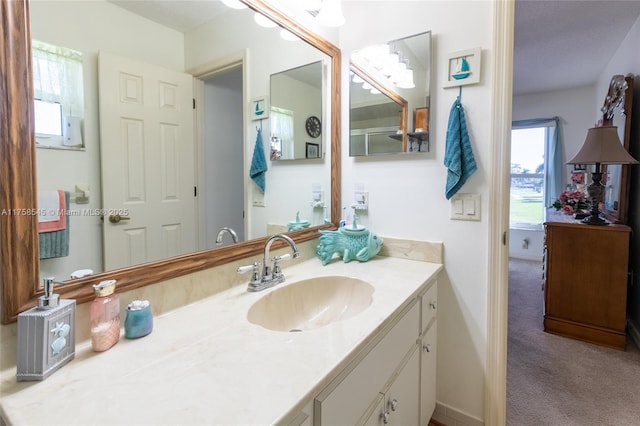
[397,65,416,89]
[220,0,247,10]
[353,45,416,91]
[301,0,322,11]
[315,0,346,27]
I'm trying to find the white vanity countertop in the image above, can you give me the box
[0,256,441,425]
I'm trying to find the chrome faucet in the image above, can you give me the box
[238,234,300,292]
[215,227,239,245]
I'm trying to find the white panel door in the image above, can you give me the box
[99,52,195,270]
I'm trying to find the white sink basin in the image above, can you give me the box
[247,276,374,332]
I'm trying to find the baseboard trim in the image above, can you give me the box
[508,253,543,262]
[628,319,640,348]
[432,402,484,426]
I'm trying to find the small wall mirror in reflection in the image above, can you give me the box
[270,60,324,160]
[349,31,431,157]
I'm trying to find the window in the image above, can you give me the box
[34,99,63,137]
[510,127,546,228]
[270,107,294,159]
[32,40,84,147]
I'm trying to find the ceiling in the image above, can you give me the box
[108,1,640,96]
[514,0,640,96]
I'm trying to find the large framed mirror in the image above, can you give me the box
[349,31,431,156]
[600,74,634,224]
[0,0,341,323]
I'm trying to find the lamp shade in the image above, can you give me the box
[567,126,638,165]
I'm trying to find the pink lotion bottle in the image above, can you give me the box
[90,280,121,352]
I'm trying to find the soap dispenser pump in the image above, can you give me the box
[17,277,76,381]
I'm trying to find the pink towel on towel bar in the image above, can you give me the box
[38,190,67,233]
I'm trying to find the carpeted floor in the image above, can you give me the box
[507,258,640,426]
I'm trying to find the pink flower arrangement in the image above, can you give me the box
[551,190,590,215]
[571,172,585,184]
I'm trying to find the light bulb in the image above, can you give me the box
[254,13,277,28]
[397,68,415,89]
[280,28,300,41]
[352,74,364,83]
[221,0,247,10]
[301,0,322,11]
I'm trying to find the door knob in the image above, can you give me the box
[108,214,130,224]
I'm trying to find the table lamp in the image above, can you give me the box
[567,126,638,225]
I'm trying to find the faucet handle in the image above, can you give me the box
[272,253,292,277]
[238,262,262,285]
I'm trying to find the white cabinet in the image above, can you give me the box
[361,347,420,425]
[313,277,438,426]
[420,322,437,425]
[314,301,420,425]
[419,279,438,425]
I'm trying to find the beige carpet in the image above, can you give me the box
[507,258,640,426]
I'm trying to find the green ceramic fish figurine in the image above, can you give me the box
[316,227,383,265]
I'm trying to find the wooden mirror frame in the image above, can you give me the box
[350,62,409,151]
[0,0,341,323]
[600,74,634,224]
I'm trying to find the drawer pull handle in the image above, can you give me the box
[423,343,432,353]
[389,398,398,411]
[382,411,390,424]
[429,301,437,310]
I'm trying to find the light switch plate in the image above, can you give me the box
[253,192,266,207]
[450,193,480,221]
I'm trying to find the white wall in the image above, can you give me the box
[30,0,184,280]
[341,1,492,421]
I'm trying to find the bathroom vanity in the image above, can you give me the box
[0,256,441,425]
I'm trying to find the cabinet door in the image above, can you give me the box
[360,394,385,426]
[387,346,420,425]
[420,323,437,426]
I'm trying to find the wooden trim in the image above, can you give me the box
[0,0,341,323]
[544,316,626,350]
[0,0,40,324]
[486,0,514,425]
[350,61,409,151]
[600,74,634,224]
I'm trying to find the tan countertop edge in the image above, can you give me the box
[0,255,442,425]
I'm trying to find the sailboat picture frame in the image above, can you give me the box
[250,96,270,120]
[443,47,482,88]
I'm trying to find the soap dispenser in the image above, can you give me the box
[90,279,121,352]
[17,277,76,381]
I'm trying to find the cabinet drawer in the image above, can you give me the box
[315,301,420,426]
[420,280,437,334]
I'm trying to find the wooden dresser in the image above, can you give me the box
[543,221,631,350]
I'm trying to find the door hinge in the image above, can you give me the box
[193,98,196,109]
[502,231,507,245]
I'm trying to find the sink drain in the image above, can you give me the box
[289,328,303,332]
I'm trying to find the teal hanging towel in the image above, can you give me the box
[250,127,268,192]
[444,98,477,199]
